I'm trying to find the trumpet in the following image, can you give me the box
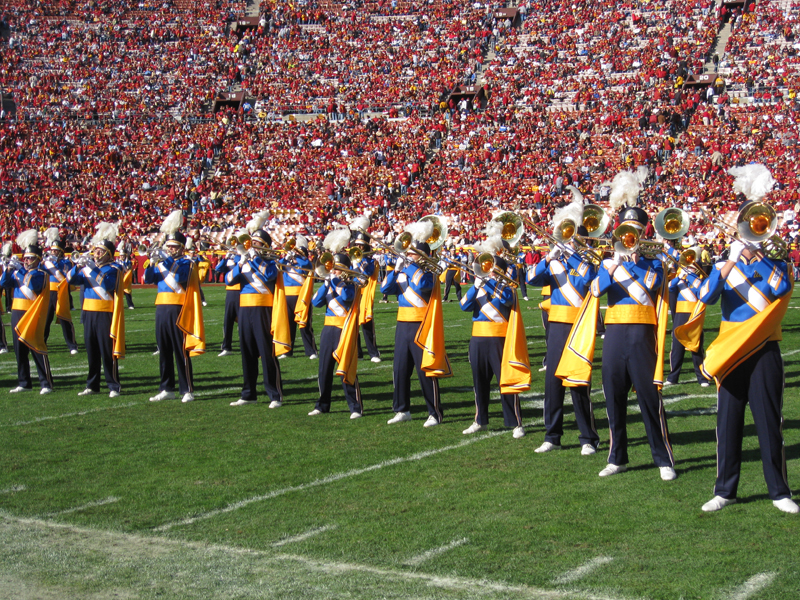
[473,253,519,291]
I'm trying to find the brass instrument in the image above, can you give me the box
[400,215,447,275]
[348,246,376,262]
[315,251,367,285]
[418,214,448,252]
[678,245,706,279]
[492,212,525,247]
[611,223,667,259]
[700,203,786,260]
[472,252,519,290]
[582,204,611,238]
[654,207,691,242]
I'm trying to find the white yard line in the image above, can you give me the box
[192,387,241,398]
[0,484,26,494]
[404,537,469,566]
[50,365,126,373]
[551,556,614,585]
[271,525,337,548]
[42,496,120,517]
[155,423,542,532]
[630,394,716,414]
[728,573,777,600]
[3,402,139,427]
[781,349,800,358]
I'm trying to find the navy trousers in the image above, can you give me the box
[468,335,522,427]
[544,321,599,447]
[11,309,53,389]
[314,325,362,414]
[44,290,78,351]
[714,341,790,501]
[443,270,462,301]
[392,321,442,421]
[220,289,240,352]
[286,294,318,357]
[358,317,380,359]
[239,305,283,403]
[601,323,674,468]
[667,311,706,384]
[155,304,193,395]
[82,310,120,393]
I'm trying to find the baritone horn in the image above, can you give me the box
[582,204,611,238]
[473,253,519,290]
[654,207,691,241]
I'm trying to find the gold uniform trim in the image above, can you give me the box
[605,304,657,325]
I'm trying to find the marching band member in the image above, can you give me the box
[67,223,125,398]
[308,233,364,418]
[280,234,318,359]
[441,245,462,302]
[2,230,54,394]
[0,242,13,354]
[380,220,451,427]
[379,250,396,303]
[116,240,136,310]
[228,223,290,408]
[460,234,528,438]
[144,210,205,403]
[350,217,381,363]
[186,238,209,307]
[41,227,79,355]
[528,216,599,454]
[677,166,797,513]
[214,231,246,357]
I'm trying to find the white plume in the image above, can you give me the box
[552,197,585,231]
[323,227,351,253]
[406,220,434,244]
[479,235,504,255]
[16,229,38,249]
[349,215,371,233]
[43,227,60,244]
[185,237,194,250]
[483,220,505,240]
[295,233,309,249]
[566,185,584,204]
[92,222,118,246]
[246,209,270,234]
[2,242,13,257]
[728,164,776,202]
[160,209,183,235]
[116,240,127,253]
[608,169,647,212]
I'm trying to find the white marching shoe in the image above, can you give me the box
[702,496,736,512]
[268,400,282,409]
[78,388,97,396]
[308,354,318,360]
[659,466,677,481]
[149,390,175,402]
[308,409,323,416]
[109,390,120,398]
[218,350,231,357]
[230,399,257,406]
[40,388,53,395]
[773,498,800,514]
[350,412,362,419]
[387,411,412,425]
[152,349,160,356]
[581,444,597,456]
[423,415,440,428]
[9,386,30,393]
[70,349,78,355]
[370,356,381,363]
[535,442,561,453]
[462,422,487,435]
[181,393,194,403]
[599,464,627,477]
[512,426,525,439]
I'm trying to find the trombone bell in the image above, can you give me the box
[394,232,413,254]
[613,223,641,255]
[491,212,524,248]
[737,202,777,242]
[582,204,610,238]
[654,207,690,240]
[554,219,576,244]
[419,215,448,252]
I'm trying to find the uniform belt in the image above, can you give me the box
[397,306,426,322]
[471,321,507,337]
[675,300,698,314]
[225,284,241,291]
[542,285,551,296]
[283,286,302,296]
[83,298,113,312]
[539,298,551,313]
[240,293,273,307]
[324,316,346,327]
[155,292,185,305]
[605,304,657,325]
[49,282,60,291]
[548,305,580,323]
[12,298,34,311]
[720,319,782,342]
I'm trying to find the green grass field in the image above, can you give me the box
[2,284,800,600]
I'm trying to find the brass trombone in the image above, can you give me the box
[315,251,367,285]
[473,253,519,290]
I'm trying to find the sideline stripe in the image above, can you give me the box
[404,537,469,566]
[271,525,337,548]
[3,403,139,428]
[155,421,543,532]
[0,485,26,494]
[0,512,580,600]
[193,387,241,398]
[552,556,614,585]
[781,349,800,358]
[630,394,717,414]
[729,573,777,600]
[43,496,120,517]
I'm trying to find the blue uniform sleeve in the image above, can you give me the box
[66,265,83,286]
[527,260,550,286]
[312,281,329,307]
[359,258,376,277]
[380,268,399,295]
[753,257,792,298]
[459,283,480,311]
[697,266,725,305]
[405,264,434,292]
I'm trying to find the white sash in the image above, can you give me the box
[612,264,654,306]
[727,265,770,312]
[19,272,36,301]
[550,260,584,307]
[158,262,185,294]
[82,266,111,301]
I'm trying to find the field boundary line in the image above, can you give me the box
[154,421,543,532]
[552,556,614,585]
[0,484,26,494]
[3,402,139,428]
[404,537,469,566]
[729,572,777,600]
[42,496,120,517]
[271,524,337,547]
[0,512,595,600]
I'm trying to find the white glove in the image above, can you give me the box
[394,256,406,272]
[728,240,746,263]
[547,246,562,262]
[562,243,575,258]
[8,257,21,270]
[474,276,485,289]
[247,247,258,260]
[611,252,624,266]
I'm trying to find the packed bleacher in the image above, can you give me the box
[1,0,799,260]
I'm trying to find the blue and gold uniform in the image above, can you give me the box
[380,257,443,424]
[666,262,706,385]
[696,250,793,507]
[460,274,522,431]
[42,254,78,353]
[68,259,122,395]
[592,253,674,472]
[310,274,362,415]
[380,253,397,302]
[354,252,380,361]
[214,252,241,355]
[226,250,283,405]
[144,253,195,399]
[280,252,318,358]
[528,249,599,451]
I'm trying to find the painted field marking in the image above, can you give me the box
[50,365,126,373]
[155,423,541,532]
[193,387,241,398]
[551,556,614,585]
[3,402,139,428]
[0,512,597,600]
[0,484,26,494]
[781,349,800,358]
[271,525,337,548]
[630,394,717,414]
[43,496,120,518]
[729,572,777,600]
[404,537,469,567]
